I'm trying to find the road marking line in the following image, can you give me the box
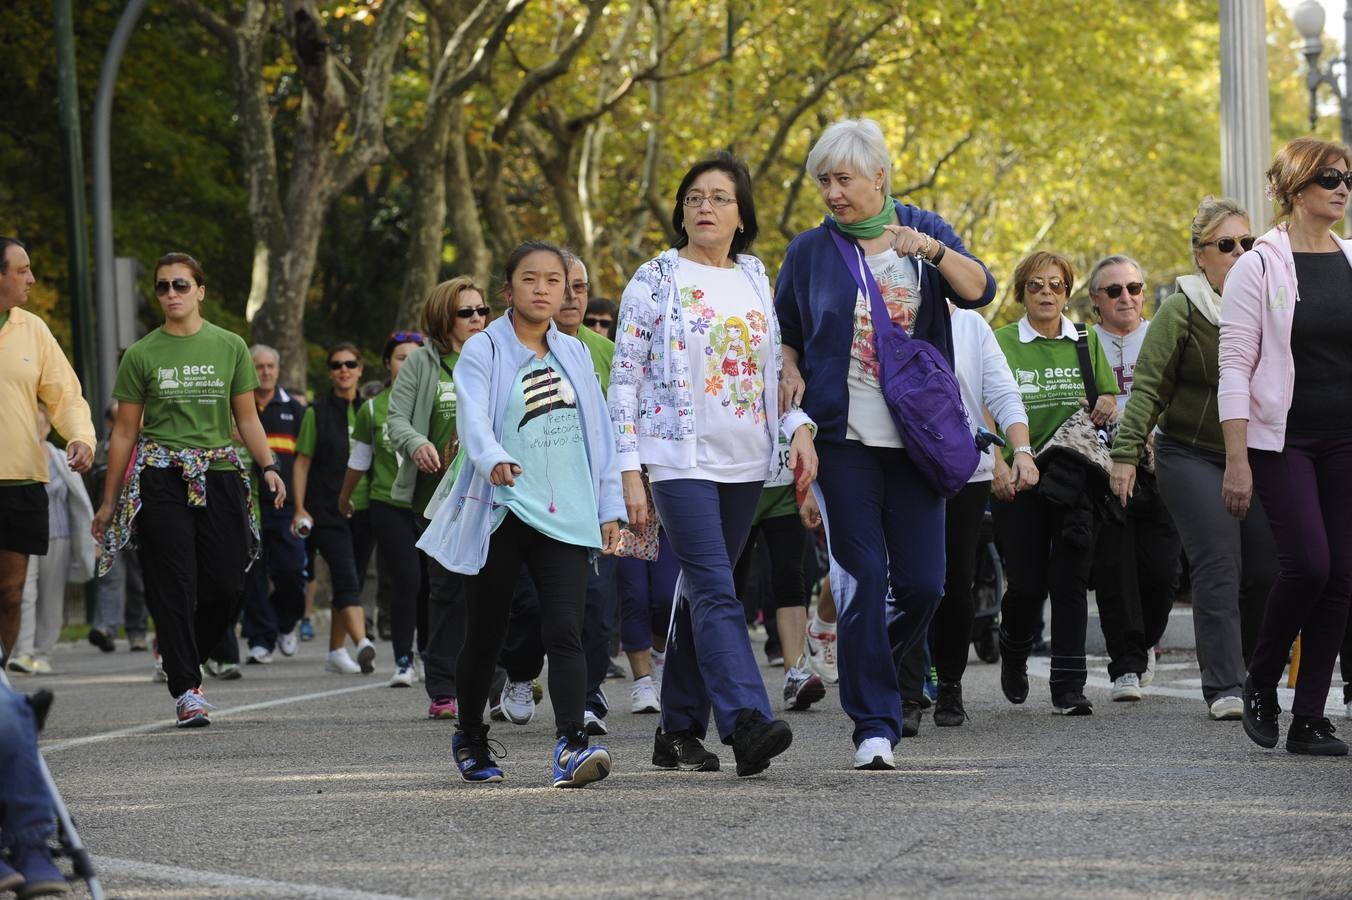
[41,682,387,754]
[92,855,413,899]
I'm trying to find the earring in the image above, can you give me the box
[738,224,744,233]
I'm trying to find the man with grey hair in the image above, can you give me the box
[226,343,308,669]
[1087,254,1182,704]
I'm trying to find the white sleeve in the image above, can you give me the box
[348,441,374,472]
[979,321,1028,431]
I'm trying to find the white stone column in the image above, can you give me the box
[1220,0,1272,230]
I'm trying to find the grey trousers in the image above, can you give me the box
[1153,435,1275,704]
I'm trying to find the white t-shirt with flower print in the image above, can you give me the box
[646,257,774,484]
[846,249,922,447]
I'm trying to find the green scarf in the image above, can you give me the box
[831,199,896,239]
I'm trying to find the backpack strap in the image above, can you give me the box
[1073,323,1099,408]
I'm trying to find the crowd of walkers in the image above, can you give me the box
[3,124,1352,885]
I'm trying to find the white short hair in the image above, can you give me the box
[806,118,892,195]
[250,343,280,365]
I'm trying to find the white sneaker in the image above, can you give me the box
[853,737,895,770]
[1346,700,1352,720]
[630,676,661,714]
[584,709,608,736]
[30,656,53,675]
[247,645,274,665]
[1209,696,1244,720]
[501,680,536,725]
[413,655,425,683]
[355,638,376,674]
[388,662,416,688]
[6,654,36,675]
[152,652,168,683]
[278,630,298,657]
[325,648,361,674]
[1141,647,1156,688]
[650,649,666,690]
[1111,672,1143,702]
[805,621,839,684]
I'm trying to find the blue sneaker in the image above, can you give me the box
[453,726,504,783]
[298,618,315,642]
[552,736,611,788]
[12,844,66,896]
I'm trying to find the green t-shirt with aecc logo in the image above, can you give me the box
[111,321,258,470]
[352,388,408,509]
[992,321,1118,461]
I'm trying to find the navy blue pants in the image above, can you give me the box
[617,530,679,652]
[815,441,945,747]
[651,479,769,743]
[240,513,307,652]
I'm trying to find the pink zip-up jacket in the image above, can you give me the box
[1217,223,1352,451]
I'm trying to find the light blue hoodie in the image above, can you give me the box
[416,313,626,574]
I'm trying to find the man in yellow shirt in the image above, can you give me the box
[0,237,96,660]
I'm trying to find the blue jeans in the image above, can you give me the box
[0,684,55,850]
[93,548,148,639]
[815,441,945,747]
[650,479,768,743]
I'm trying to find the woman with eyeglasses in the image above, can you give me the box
[340,331,426,686]
[990,252,1117,717]
[612,151,817,777]
[291,342,377,675]
[774,118,995,769]
[1220,138,1352,756]
[387,276,489,719]
[1110,197,1275,722]
[1085,254,1184,705]
[93,252,286,727]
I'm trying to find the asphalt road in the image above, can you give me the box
[18,631,1352,899]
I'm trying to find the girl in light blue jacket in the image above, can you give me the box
[418,240,624,788]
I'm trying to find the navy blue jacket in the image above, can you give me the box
[773,201,996,444]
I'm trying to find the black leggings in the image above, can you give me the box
[137,467,250,698]
[456,514,590,738]
[309,522,362,609]
[733,513,811,611]
[369,500,422,660]
[930,480,992,684]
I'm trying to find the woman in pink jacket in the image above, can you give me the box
[1219,137,1352,757]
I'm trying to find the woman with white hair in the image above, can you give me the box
[774,117,995,770]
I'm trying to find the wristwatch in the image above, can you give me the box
[1011,445,1033,458]
[262,461,282,476]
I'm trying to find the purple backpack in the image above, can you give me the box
[828,227,979,498]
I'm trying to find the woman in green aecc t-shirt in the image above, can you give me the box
[92,251,286,730]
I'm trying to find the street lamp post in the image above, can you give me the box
[1294,4,1352,156]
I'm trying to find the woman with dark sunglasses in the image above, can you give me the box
[292,342,377,675]
[1219,138,1352,756]
[340,331,426,686]
[387,276,490,719]
[1110,197,1275,722]
[991,251,1117,717]
[93,252,286,727]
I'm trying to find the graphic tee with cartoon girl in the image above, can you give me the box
[845,250,922,447]
[645,258,774,484]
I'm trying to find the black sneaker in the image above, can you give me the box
[1051,690,1093,716]
[731,709,793,777]
[652,728,720,771]
[1286,716,1347,756]
[933,680,967,727]
[88,628,115,653]
[901,699,922,737]
[1000,655,1028,705]
[1242,677,1281,749]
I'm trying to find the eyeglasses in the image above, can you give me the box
[455,306,491,319]
[583,317,613,328]
[1200,235,1255,254]
[155,278,195,296]
[387,330,424,345]
[1097,282,1144,299]
[1024,277,1068,296]
[569,281,590,295]
[1310,168,1352,191]
[682,192,737,208]
[328,359,361,370]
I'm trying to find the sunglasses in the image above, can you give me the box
[1024,277,1068,296]
[570,281,591,294]
[583,317,612,328]
[388,330,424,345]
[1310,168,1352,191]
[328,359,361,370]
[155,278,195,296]
[1201,235,1255,254]
[455,306,491,319]
[1097,282,1144,299]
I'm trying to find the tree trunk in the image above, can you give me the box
[396,123,451,329]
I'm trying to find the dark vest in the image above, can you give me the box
[308,391,357,527]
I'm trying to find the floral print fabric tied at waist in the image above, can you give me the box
[96,439,261,577]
